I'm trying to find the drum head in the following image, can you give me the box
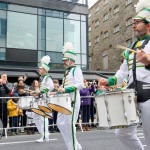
[31,108,52,118]
[47,103,72,115]
[38,106,52,113]
[31,108,46,116]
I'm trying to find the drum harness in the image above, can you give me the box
[62,66,76,107]
[130,37,150,103]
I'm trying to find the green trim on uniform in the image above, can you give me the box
[40,88,49,94]
[108,76,117,86]
[65,86,77,93]
[142,8,150,12]
[71,90,77,150]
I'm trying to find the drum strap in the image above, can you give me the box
[131,37,150,102]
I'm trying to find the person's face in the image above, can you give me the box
[132,20,148,38]
[13,98,19,103]
[63,59,70,69]
[38,68,46,76]
[34,80,39,87]
[1,74,7,82]
[63,59,74,69]
[18,80,24,87]
[54,82,59,89]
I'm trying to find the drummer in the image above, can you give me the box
[30,55,54,143]
[99,0,150,149]
[57,42,84,150]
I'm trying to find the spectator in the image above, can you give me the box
[0,73,12,136]
[14,80,29,133]
[7,93,22,135]
[80,79,94,131]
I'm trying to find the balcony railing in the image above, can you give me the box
[52,0,87,5]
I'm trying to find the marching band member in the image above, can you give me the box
[30,55,54,142]
[57,42,84,150]
[99,0,150,149]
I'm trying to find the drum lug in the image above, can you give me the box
[124,112,127,119]
[128,95,132,103]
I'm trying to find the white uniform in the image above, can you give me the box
[57,67,84,150]
[33,74,54,140]
[113,39,150,150]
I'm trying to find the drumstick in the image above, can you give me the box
[116,45,137,53]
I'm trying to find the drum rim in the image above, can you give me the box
[47,103,72,115]
[31,108,52,118]
[38,106,52,113]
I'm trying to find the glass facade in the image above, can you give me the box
[0,2,88,70]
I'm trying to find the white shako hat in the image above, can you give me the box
[134,0,150,23]
[39,55,51,72]
[62,42,76,62]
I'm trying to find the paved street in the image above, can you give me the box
[0,127,147,150]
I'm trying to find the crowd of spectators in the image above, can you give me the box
[0,73,99,136]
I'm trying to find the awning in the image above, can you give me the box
[0,71,39,78]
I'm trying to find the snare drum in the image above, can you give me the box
[30,101,52,119]
[95,89,139,128]
[19,96,35,109]
[47,94,72,115]
[37,99,52,113]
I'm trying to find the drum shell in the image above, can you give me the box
[95,89,139,128]
[19,96,35,109]
[47,94,72,115]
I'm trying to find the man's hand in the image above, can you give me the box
[50,92,57,95]
[58,87,65,93]
[99,78,108,86]
[136,49,150,66]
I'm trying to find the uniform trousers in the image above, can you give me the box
[33,113,49,139]
[115,99,150,150]
[57,99,81,150]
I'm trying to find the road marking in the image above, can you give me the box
[0,139,57,145]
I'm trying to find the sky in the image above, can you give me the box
[88,0,98,8]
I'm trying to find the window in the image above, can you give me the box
[46,17,63,52]
[95,6,99,13]
[95,20,99,27]
[89,26,91,32]
[126,17,132,27]
[7,12,37,50]
[114,25,120,33]
[0,48,5,60]
[0,10,6,47]
[81,21,87,54]
[95,36,99,43]
[64,19,80,53]
[126,0,132,6]
[126,38,132,47]
[38,16,46,50]
[88,13,91,18]
[114,6,119,14]
[103,51,108,69]
[104,31,108,38]
[103,13,108,21]
[104,0,108,6]
[89,41,91,47]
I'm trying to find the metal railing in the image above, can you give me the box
[0,95,98,138]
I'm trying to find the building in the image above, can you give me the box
[88,0,138,72]
[0,0,96,82]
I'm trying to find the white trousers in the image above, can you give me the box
[115,99,150,150]
[33,113,49,139]
[57,102,81,150]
